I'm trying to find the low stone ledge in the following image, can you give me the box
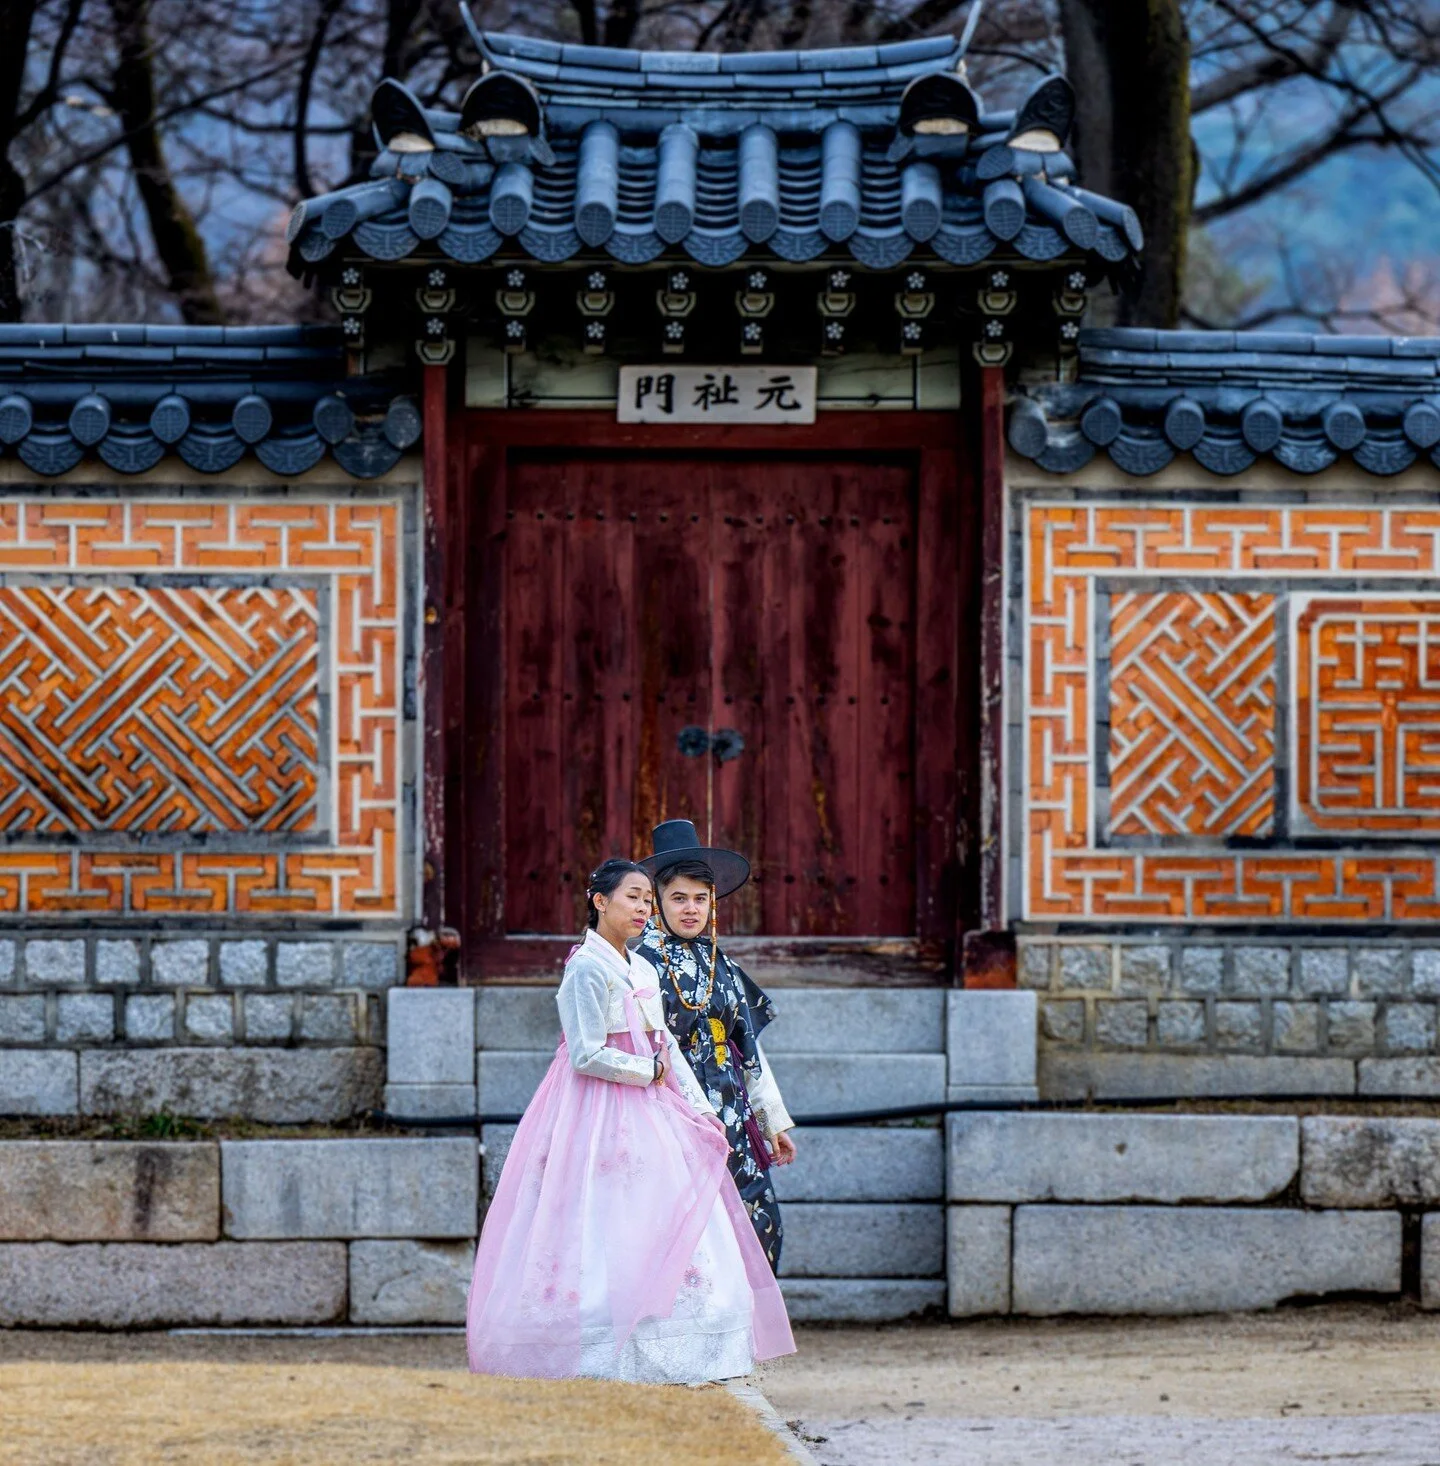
[948,991,1038,1101]
[0,1141,218,1241]
[383,1083,477,1121]
[1301,1117,1440,1206]
[778,1202,944,1279]
[475,988,559,1051]
[761,990,946,1055]
[765,1054,947,1115]
[0,1241,346,1326]
[1358,1059,1440,1097]
[222,1139,478,1239]
[773,1126,943,1203]
[79,1048,383,1123]
[349,1239,474,1325]
[476,1051,552,1115]
[1011,1205,1401,1316]
[387,989,475,1086]
[0,1050,78,1116]
[948,1114,1298,1204]
[1040,1052,1355,1101]
[948,1205,1011,1317]
[778,1278,944,1323]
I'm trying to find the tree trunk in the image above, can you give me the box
[0,0,41,321]
[1059,0,1191,328]
[108,0,224,324]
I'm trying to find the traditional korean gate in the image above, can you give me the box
[455,414,970,976]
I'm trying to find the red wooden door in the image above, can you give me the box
[499,450,918,937]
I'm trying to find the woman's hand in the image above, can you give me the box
[769,1130,797,1166]
[652,1044,670,1084]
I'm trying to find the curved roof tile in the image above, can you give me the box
[286,30,1141,275]
[0,326,415,480]
[1009,327,1440,478]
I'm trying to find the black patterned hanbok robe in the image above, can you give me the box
[636,921,794,1273]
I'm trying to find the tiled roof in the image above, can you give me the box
[286,30,1141,274]
[1009,328,1440,477]
[0,326,416,479]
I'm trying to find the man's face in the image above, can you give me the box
[661,876,710,937]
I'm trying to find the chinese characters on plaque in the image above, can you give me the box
[617,366,818,424]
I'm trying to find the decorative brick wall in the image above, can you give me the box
[0,494,407,919]
[0,481,418,1119]
[1019,499,1440,922]
[1012,485,1440,1081]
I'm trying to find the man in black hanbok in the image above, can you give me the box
[637,820,797,1274]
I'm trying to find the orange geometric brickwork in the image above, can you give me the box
[0,499,403,918]
[0,586,318,835]
[1024,502,1440,924]
[1295,597,1440,832]
[1109,592,1275,838]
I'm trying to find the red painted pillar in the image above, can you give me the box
[963,364,1015,989]
[413,361,449,985]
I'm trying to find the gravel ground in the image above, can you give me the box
[756,1303,1440,1465]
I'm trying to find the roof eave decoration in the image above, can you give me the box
[1009,328,1440,478]
[0,327,418,480]
[285,30,1143,277]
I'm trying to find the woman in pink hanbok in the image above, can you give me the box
[466,858,795,1384]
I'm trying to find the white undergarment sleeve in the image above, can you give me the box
[746,1039,794,1139]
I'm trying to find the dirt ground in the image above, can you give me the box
[1,1306,1438,1465]
[0,1332,789,1466]
[756,1304,1440,1465]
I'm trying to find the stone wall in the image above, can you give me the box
[1008,471,1440,1087]
[0,478,417,1121]
[0,934,401,1120]
[0,1136,476,1326]
[948,1112,1440,1315]
[1020,935,1440,1099]
[3,1109,1438,1325]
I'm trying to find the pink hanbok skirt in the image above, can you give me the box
[466,1033,795,1383]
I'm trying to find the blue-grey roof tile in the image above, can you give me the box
[1083,328,1157,351]
[1314,335,1393,356]
[641,50,720,73]
[562,43,641,70]
[719,50,798,74]
[877,38,957,65]
[1015,327,1440,480]
[799,46,879,71]
[488,35,562,62]
[288,28,1141,275]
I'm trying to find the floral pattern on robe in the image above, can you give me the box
[636,921,792,1274]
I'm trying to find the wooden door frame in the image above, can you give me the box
[440,407,978,986]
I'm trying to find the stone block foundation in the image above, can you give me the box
[944,1112,1440,1317]
[0,1115,1434,1324]
[1022,937,1440,1099]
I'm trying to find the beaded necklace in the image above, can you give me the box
[655,887,720,1012]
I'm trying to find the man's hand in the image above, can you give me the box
[769,1130,797,1166]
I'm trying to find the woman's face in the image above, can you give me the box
[660,876,710,937]
[595,874,653,940]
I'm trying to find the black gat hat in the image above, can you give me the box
[638,819,750,899]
